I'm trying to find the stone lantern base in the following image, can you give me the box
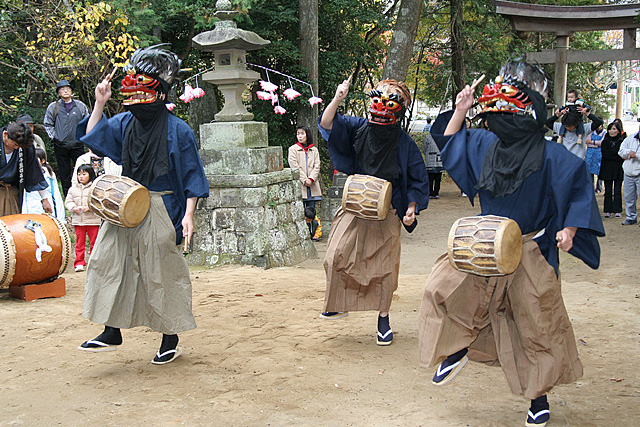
[186,122,317,268]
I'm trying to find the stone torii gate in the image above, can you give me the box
[495,0,640,111]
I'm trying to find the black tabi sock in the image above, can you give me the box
[530,394,549,413]
[377,314,391,333]
[445,348,468,364]
[160,334,179,353]
[95,326,122,345]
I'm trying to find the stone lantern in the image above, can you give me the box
[188,0,317,268]
[192,0,269,122]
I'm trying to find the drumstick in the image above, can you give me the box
[183,239,189,253]
[455,74,486,105]
[105,67,117,83]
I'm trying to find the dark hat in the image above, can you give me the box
[16,113,35,124]
[56,80,71,93]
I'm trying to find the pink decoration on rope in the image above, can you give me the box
[192,87,205,98]
[179,84,195,103]
[308,96,323,106]
[259,80,279,92]
[270,93,279,106]
[165,103,176,111]
[256,91,273,101]
[283,88,301,100]
[274,105,286,115]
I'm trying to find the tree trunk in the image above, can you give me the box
[381,0,424,82]
[298,0,319,145]
[450,0,465,106]
[188,80,219,147]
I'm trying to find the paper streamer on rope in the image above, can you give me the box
[249,64,323,114]
[179,63,323,114]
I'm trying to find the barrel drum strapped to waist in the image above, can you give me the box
[447,215,523,277]
[88,175,151,228]
[341,174,393,220]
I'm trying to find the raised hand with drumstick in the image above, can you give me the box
[318,75,351,131]
[86,67,116,134]
[444,74,484,136]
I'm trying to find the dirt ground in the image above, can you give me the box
[1,178,639,426]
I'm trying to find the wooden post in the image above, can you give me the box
[554,34,570,109]
[616,61,625,119]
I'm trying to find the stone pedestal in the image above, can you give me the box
[320,172,348,235]
[188,122,317,268]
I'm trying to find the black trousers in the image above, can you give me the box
[603,179,622,214]
[54,143,86,196]
[428,172,441,197]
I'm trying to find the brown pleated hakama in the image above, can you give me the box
[418,238,583,400]
[323,208,401,312]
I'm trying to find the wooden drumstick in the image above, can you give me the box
[183,239,189,253]
[105,67,117,83]
[455,74,486,105]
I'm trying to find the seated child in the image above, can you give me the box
[304,205,322,241]
[558,89,590,145]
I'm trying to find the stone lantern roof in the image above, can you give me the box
[192,0,270,52]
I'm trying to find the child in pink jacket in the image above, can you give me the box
[65,164,101,272]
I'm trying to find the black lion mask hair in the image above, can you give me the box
[499,57,549,100]
[123,44,180,89]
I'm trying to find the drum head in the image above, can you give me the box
[119,186,151,228]
[495,219,523,275]
[0,219,16,287]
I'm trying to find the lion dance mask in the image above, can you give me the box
[120,45,180,106]
[477,60,548,117]
[368,79,411,125]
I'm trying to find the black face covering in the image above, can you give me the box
[475,86,547,198]
[353,121,401,181]
[122,101,170,187]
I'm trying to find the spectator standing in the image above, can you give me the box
[288,126,322,209]
[65,164,101,272]
[599,121,626,218]
[0,122,51,215]
[72,149,122,186]
[423,132,442,199]
[545,102,603,159]
[618,132,640,225]
[585,123,605,193]
[16,113,45,151]
[43,80,90,196]
[422,117,432,133]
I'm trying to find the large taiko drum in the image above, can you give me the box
[0,214,71,287]
[341,174,392,220]
[88,175,150,228]
[447,215,523,277]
